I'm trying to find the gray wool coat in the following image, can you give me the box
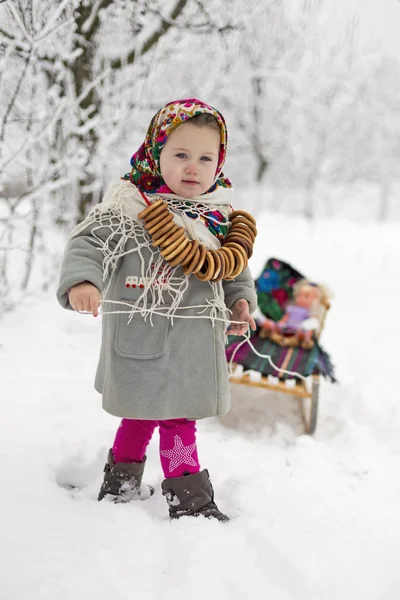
[57,221,257,420]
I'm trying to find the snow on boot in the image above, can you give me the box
[98,449,154,502]
[161,469,229,522]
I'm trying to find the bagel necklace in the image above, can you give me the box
[137,199,257,282]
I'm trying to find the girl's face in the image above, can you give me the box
[159,121,220,198]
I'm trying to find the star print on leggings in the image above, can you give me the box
[160,435,197,473]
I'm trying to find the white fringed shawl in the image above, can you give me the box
[68,180,235,325]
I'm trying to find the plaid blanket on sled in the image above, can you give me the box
[226,332,336,381]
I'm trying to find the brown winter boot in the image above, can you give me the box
[98,449,154,502]
[161,469,229,522]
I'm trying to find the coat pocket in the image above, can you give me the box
[115,312,169,359]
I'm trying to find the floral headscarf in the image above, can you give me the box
[122,98,232,195]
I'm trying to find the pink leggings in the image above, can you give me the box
[112,418,200,479]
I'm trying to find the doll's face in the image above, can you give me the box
[159,121,220,198]
[295,285,320,309]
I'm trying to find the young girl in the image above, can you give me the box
[57,98,258,522]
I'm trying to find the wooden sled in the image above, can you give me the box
[226,258,334,435]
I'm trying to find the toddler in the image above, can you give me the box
[57,98,257,521]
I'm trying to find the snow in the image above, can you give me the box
[1,210,400,599]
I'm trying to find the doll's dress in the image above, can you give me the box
[279,305,310,334]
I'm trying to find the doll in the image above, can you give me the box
[258,280,328,345]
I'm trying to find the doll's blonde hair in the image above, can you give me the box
[293,279,332,321]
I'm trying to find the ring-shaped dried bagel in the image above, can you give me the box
[150,220,176,239]
[225,235,253,258]
[160,231,187,256]
[224,241,249,263]
[230,217,257,235]
[181,239,199,267]
[215,249,226,280]
[190,243,207,274]
[209,250,222,280]
[147,212,174,236]
[230,217,257,237]
[229,247,247,278]
[220,249,231,278]
[225,232,252,247]
[228,229,255,247]
[219,247,235,276]
[142,202,169,224]
[226,246,248,270]
[229,209,257,226]
[137,198,165,220]
[228,240,251,260]
[219,248,234,277]
[225,232,252,249]
[236,245,249,269]
[143,204,169,225]
[230,214,256,228]
[214,250,227,281]
[228,220,255,238]
[168,240,193,267]
[227,225,255,244]
[159,226,185,248]
[195,251,215,281]
[226,245,245,274]
[163,237,190,262]
[229,257,245,280]
[144,206,170,230]
[228,232,255,251]
[183,248,201,276]
[152,228,177,247]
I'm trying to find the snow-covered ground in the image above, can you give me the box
[1,211,400,600]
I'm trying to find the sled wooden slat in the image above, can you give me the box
[229,373,311,399]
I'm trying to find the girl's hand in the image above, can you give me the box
[68,282,101,317]
[227,299,256,336]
